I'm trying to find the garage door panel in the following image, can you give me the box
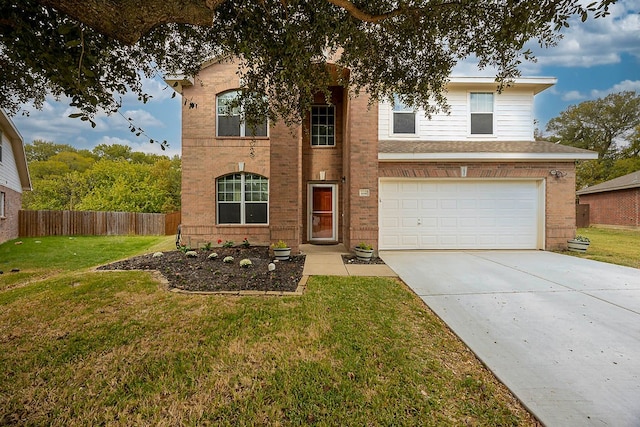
[422,217,437,227]
[420,235,438,246]
[401,235,419,246]
[380,180,541,250]
[401,217,418,227]
[439,217,457,228]
[421,199,437,209]
[458,218,477,227]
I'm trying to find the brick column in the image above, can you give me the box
[344,93,379,252]
[269,122,303,253]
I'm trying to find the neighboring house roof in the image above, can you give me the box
[576,170,640,195]
[379,140,598,162]
[0,109,32,191]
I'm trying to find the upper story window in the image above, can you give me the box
[217,173,268,224]
[311,105,335,146]
[392,95,416,135]
[470,92,494,135]
[217,90,268,137]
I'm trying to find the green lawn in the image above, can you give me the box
[563,227,640,269]
[0,236,537,426]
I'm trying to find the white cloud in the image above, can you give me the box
[528,0,640,68]
[451,59,500,77]
[561,90,586,101]
[121,75,176,104]
[121,109,165,128]
[590,79,640,98]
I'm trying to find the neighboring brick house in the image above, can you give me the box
[166,58,597,252]
[0,110,31,244]
[577,171,640,229]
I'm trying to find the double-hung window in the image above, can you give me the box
[311,105,335,146]
[470,92,494,135]
[217,90,268,137]
[392,95,416,134]
[217,173,268,224]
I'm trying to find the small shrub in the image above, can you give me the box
[241,237,250,248]
[271,240,289,249]
[240,258,252,268]
[152,252,163,258]
[356,242,373,251]
[207,252,218,260]
[222,240,234,248]
[185,251,198,258]
[201,242,213,251]
[223,256,234,263]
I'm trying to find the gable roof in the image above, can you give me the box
[576,170,640,195]
[1,109,32,191]
[379,140,598,162]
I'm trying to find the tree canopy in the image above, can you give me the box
[23,141,181,213]
[545,91,640,189]
[1,0,616,140]
[546,91,640,159]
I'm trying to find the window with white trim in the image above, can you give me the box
[0,192,5,217]
[217,90,268,137]
[470,92,494,135]
[392,95,416,134]
[311,105,335,146]
[217,173,268,224]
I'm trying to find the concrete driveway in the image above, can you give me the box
[379,250,640,427]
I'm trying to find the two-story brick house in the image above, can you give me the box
[167,57,596,253]
[0,109,31,244]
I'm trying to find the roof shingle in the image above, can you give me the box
[576,170,640,195]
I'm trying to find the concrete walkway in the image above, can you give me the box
[380,250,640,427]
[300,244,397,277]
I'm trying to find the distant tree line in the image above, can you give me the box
[23,141,181,213]
[545,91,640,189]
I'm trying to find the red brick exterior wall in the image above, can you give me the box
[179,59,272,249]
[302,88,345,243]
[178,58,578,252]
[378,161,578,250]
[579,188,640,228]
[0,186,22,244]
[269,121,302,251]
[344,93,379,251]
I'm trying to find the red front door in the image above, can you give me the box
[309,184,337,241]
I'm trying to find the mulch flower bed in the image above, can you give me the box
[98,246,305,293]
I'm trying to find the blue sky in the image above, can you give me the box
[12,0,640,158]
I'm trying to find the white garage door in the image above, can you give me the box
[379,179,543,250]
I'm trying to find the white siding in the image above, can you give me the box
[379,88,536,141]
[0,134,23,193]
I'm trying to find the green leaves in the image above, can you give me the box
[1,0,620,135]
[23,142,181,213]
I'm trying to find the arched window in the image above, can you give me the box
[217,90,268,137]
[217,173,268,224]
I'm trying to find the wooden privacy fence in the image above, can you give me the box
[576,204,590,228]
[19,210,181,237]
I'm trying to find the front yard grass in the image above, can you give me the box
[0,236,538,426]
[564,227,640,269]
